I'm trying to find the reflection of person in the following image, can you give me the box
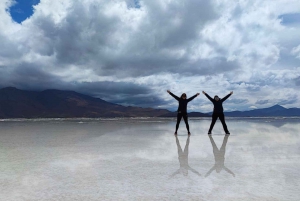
[202,91,233,135]
[205,135,235,177]
[170,136,201,177]
[167,90,200,135]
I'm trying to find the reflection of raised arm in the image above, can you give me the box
[221,91,233,102]
[187,93,200,102]
[189,166,201,176]
[202,91,214,102]
[167,90,180,101]
[205,166,216,177]
[224,166,235,177]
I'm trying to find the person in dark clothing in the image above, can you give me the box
[202,91,233,135]
[167,90,200,135]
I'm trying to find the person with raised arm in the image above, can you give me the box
[167,90,200,135]
[202,91,233,135]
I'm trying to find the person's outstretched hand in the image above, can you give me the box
[167,90,171,94]
[196,93,200,96]
[230,91,233,95]
[202,91,206,95]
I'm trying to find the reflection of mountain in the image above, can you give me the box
[205,135,235,177]
[170,136,201,177]
[224,105,300,117]
[0,87,170,118]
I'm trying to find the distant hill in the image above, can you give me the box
[224,105,300,117]
[1,87,299,118]
[160,111,210,117]
[0,87,170,118]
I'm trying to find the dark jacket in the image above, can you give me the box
[205,93,231,113]
[169,92,197,114]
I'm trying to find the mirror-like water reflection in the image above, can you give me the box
[0,118,300,200]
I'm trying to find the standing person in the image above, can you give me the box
[202,91,233,135]
[167,90,200,135]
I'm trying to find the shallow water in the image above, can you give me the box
[1,118,300,201]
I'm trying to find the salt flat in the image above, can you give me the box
[0,118,300,201]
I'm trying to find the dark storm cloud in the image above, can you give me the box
[105,94,170,108]
[227,98,249,104]
[24,0,220,77]
[1,0,300,111]
[0,63,166,108]
[256,100,269,105]
[294,76,300,86]
[278,97,298,105]
[98,56,239,77]
[0,63,60,90]
[71,81,150,96]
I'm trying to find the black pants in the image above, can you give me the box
[176,113,190,132]
[209,113,229,133]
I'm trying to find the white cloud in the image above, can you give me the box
[291,44,300,59]
[0,0,300,111]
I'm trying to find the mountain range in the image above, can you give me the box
[0,87,299,118]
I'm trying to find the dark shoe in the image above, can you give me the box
[208,131,211,135]
[225,131,230,135]
[174,132,177,135]
[188,132,191,135]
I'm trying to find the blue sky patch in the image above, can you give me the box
[279,13,300,25]
[9,0,40,23]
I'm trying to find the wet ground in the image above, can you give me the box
[1,118,300,200]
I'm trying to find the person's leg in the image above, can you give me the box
[175,113,182,134]
[219,113,229,133]
[182,114,190,134]
[208,113,218,133]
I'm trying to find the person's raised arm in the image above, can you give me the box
[202,91,213,102]
[221,91,233,102]
[187,93,200,102]
[167,90,180,101]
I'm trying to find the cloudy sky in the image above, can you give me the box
[1,0,300,112]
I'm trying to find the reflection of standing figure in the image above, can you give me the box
[167,90,200,135]
[205,135,235,177]
[170,136,201,177]
[202,91,233,135]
